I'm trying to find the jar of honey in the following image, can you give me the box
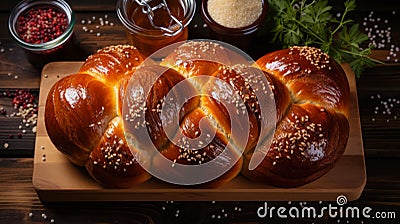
[117,0,196,57]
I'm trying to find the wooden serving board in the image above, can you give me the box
[33,62,366,202]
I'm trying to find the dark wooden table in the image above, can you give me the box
[1,0,399,223]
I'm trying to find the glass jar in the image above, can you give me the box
[117,0,196,57]
[8,0,75,68]
[201,0,268,51]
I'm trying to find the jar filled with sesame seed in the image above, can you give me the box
[201,0,268,50]
[8,0,76,68]
[117,0,196,57]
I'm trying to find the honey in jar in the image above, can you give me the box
[117,0,196,57]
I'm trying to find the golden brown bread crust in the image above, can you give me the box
[242,104,349,187]
[124,43,350,187]
[125,58,245,187]
[160,41,230,80]
[46,43,350,188]
[242,46,350,187]
[79,45,144,85]
[85,117,151,188]
[255,46,350,116]
[45,74,117,166]
[45,45,151,188]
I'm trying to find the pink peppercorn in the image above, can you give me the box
[17,7,68,44]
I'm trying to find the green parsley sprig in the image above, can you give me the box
[268,0,383,77]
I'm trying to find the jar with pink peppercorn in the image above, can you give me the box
[8,0,75,67]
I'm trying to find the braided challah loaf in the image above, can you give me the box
[45,42,350,188]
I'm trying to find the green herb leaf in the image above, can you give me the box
[268,0,382,77]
